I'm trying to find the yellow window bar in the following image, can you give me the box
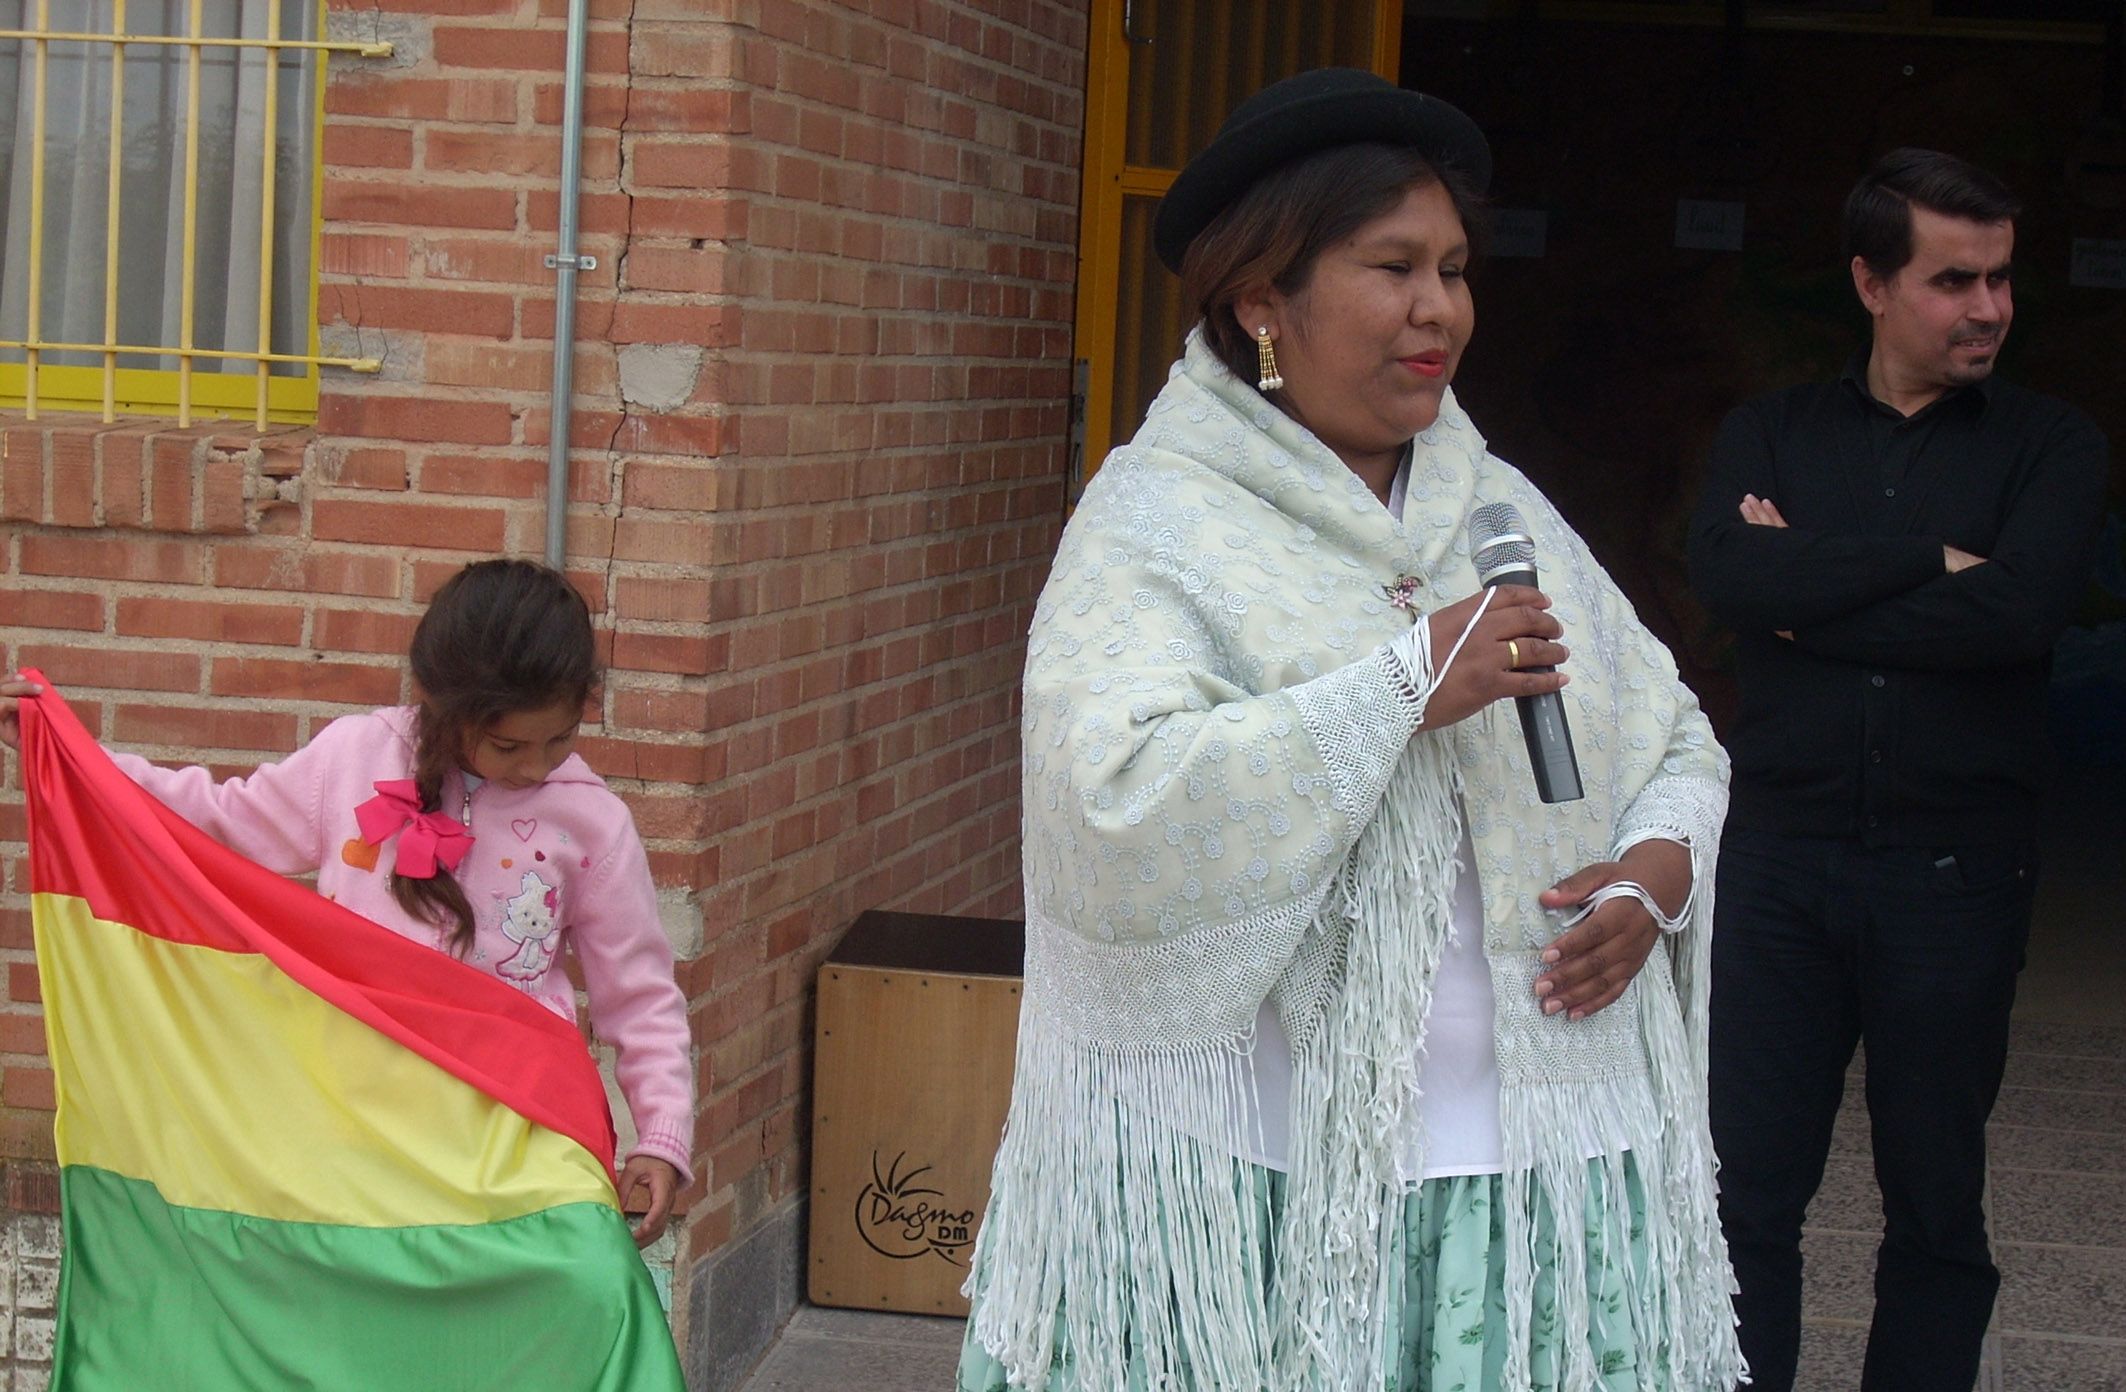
[25,0,45,421]
[180,0,200,426]
[0,2,393,429]
[102,0,124,422]
[255,0,281,428]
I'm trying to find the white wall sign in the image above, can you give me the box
[1676,199,1746,252]
[2070,238,2126,290]
[1488,208,1549,259]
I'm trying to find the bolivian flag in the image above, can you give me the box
[18,676,685,1391]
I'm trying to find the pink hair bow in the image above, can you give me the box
[354,779,474,879]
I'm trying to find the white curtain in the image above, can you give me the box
[0,0,318,375]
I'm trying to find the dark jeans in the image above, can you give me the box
[1708,827,2035,1392]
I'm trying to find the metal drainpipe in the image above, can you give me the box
[543,0,595,568]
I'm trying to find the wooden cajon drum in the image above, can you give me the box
[808,910,1023,1315]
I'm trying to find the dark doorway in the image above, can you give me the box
[1401,1,2125,720]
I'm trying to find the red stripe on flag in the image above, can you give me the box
[18,674,620,1180]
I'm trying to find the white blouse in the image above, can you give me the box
[1238,816,1503,1180]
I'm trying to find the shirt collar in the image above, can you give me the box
[1840,348,1995,421]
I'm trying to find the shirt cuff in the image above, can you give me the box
[625,1119,694,1185]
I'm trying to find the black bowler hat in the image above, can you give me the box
[1152,67,1492,274]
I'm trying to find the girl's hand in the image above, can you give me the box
[1417,584,1569,731]
[1531,839,1693,1021]
[0,676,45,752]
[618,1155,682,1248]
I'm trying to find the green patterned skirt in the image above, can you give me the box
[958,1156,1657,1392]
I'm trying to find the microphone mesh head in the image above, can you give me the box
[1468,501,1535,570]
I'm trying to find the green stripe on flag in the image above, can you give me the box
[53,1167,685,1392]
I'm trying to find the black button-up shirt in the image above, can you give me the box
[1688,354,2111,846]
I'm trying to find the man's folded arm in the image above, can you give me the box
[1689,404,1948,633]
[1790,417,2110,671]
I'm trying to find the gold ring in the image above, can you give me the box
[1507,639,1522,669]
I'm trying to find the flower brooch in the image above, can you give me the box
[1384,575,1424,612]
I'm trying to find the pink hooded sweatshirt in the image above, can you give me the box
[111,706,693,1181]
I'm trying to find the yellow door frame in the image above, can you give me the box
[1068,0,1404,499]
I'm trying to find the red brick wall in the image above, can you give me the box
[0,0,1084,1362]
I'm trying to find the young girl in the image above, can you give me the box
[1,559,691,1245]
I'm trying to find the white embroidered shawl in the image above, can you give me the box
[968,332,1744,1391]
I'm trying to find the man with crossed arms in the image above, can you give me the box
[1689,148,2111,1391]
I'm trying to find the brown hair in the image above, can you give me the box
[1178,142,1486,385]
[392,560,598,954]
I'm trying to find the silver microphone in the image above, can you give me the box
[1468,503,1582,803]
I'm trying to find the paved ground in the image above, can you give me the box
[737,1306,964,1390]
[740,773,2126,1391]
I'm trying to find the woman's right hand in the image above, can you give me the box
[0,676,44,752]
[1416,584,1569,730]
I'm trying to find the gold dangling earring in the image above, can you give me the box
[1255,326,1283,393]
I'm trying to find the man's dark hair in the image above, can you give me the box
[1843,148,2021,279]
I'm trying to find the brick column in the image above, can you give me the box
[0,1,1085,1384]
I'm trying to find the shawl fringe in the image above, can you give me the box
[966,1017,1273,1389]
[1269,732,1461,1390]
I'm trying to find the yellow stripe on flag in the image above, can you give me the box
[35,892,616,1229]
